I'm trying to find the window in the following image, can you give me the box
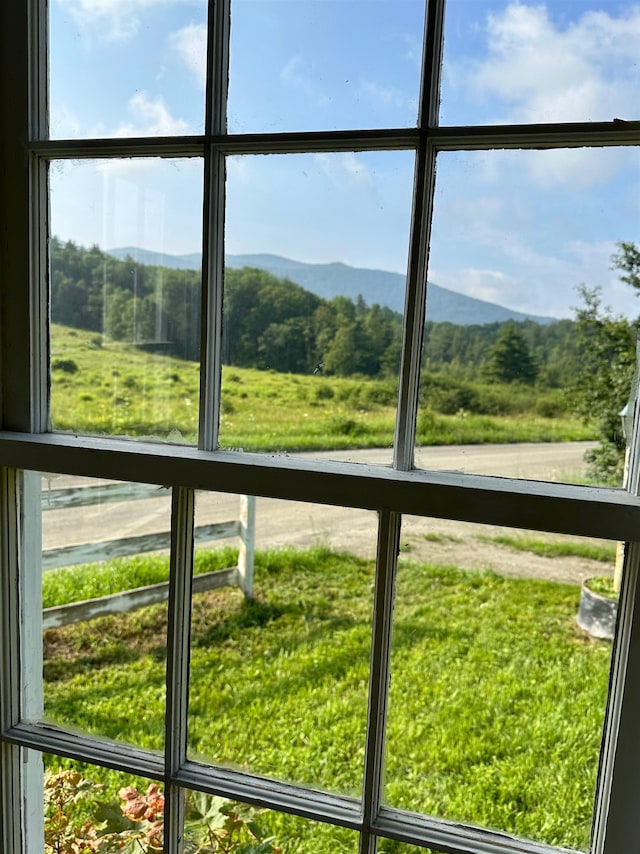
[1,1,640,852]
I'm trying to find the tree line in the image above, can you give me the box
[51,237,583,385]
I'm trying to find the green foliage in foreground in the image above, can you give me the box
[50,324,593,450]
[585,576,618,598]
[44,768,281,853]
[43,548,611,852]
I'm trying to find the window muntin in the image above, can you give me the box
[49,157,203,444]
[228,0,425,134]
[48,1,207,139]
[440,0,640,127]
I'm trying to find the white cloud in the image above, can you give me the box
[114,93,190,137]
[280,55,303,84]
[50,103,88,139]
[227,155,251,184]
[467,143,633,196]
[280,55,330,106]
[462,2,640,123]
[439,267,521,306]
[170,22,207,89]
[359,80,417,112]
[56,0,203,42]
[431,225,638,317]
[314,153,374,189]
[401,33,423,67]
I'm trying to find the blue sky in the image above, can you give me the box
[49,0,640,319]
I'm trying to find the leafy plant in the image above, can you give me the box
[44,769,280,854]
[183,792,281,853]
[585,576,618,599]
[44,769,113,853]
[571,242,640,484]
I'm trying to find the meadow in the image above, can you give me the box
[43,545,612,853]
[50,324,594,450]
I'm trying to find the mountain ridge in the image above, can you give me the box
[107,247,557,326]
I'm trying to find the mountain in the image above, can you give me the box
[108,247,557,326]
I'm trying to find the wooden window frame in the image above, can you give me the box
[2,1,640,851]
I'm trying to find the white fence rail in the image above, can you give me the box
[41,481,255,629]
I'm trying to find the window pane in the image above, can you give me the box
[377,844,431,853]
[421,146,640,486]
[228,0,424,133]
[185,798,360,853]
[440,0,640,126]
[41,473,171,751]
[42,754,164,852]
[49,158,203,444]
[188,492,377,795]
[385,517,618,850]
[49,1,206,138]
[222,150,414,462]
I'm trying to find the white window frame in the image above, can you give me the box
[2,1,640,852]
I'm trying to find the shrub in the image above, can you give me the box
[314,384,335,401]
[52,358,78,374]
[44,769,281,853]
[327,416,365,436]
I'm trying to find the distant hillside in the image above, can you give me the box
[108,247,557,326]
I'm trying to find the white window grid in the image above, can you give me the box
[1,1,640,852]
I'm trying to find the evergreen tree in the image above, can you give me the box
[484,321,538,384]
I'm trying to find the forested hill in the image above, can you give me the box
[51,237,580,385]
[108,246,557,326]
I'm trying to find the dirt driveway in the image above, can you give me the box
[43,441,610,587]
[227,441,612,587]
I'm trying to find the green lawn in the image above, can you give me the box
[43,547,611,852]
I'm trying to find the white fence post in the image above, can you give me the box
[238,495,255,599]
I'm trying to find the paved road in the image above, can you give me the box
[42,442,606,584]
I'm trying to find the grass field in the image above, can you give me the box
[43,546,611,853]
[50,324,594,450]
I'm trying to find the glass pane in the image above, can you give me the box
[49,158,203,443]
[222,150,414,462]
[41,472,171,750]
[441,0,640,126]
[421,146,640,486]
[43,753,165,852]
[184,797,360,854]
[377,843,430,854]
[228,0,424,133]
[49,1,206,138]
[188,492,377,795]
[385,517,618,851]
